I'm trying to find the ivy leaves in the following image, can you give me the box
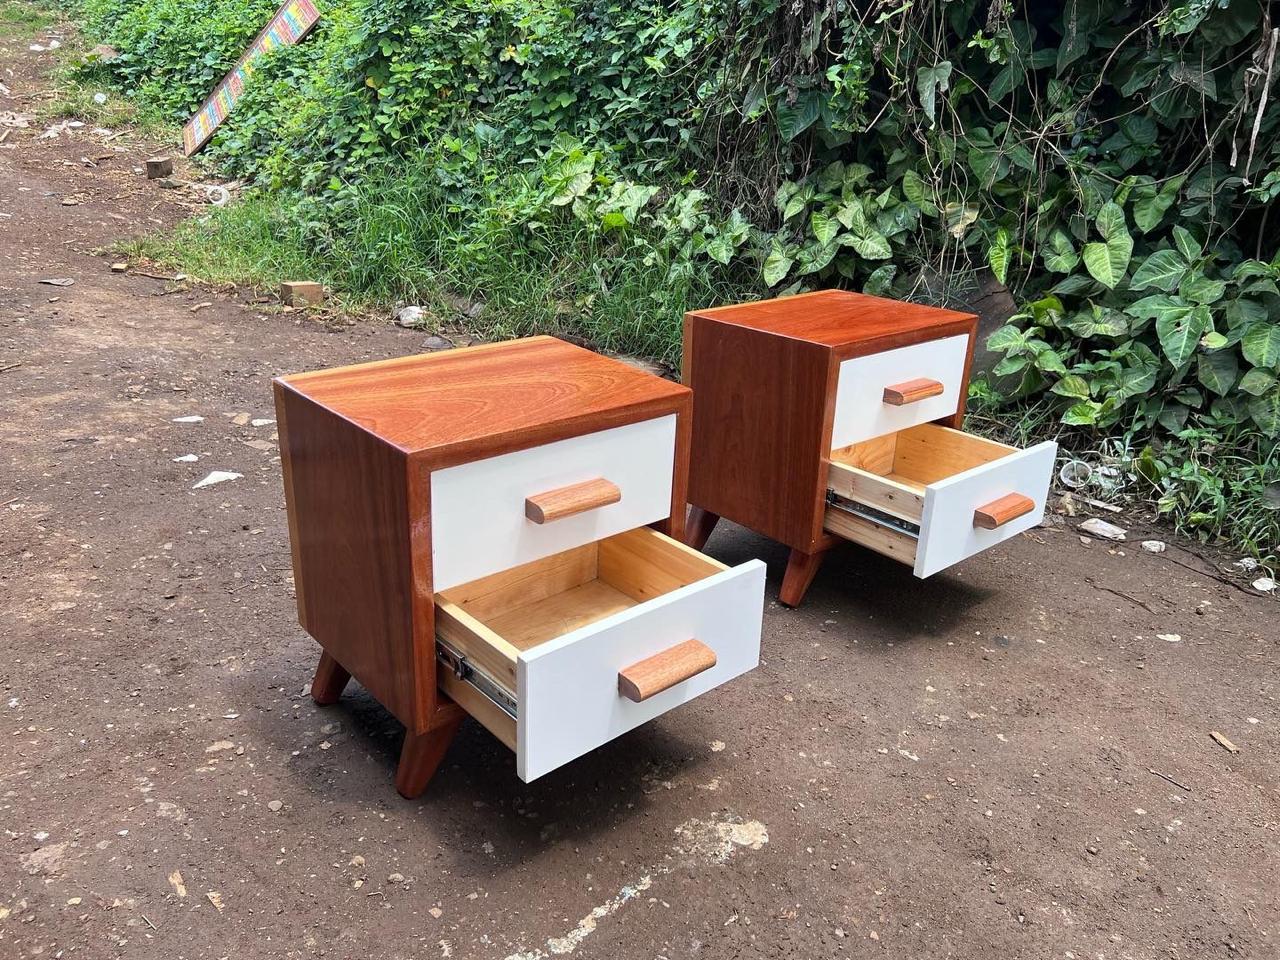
[1081,202,1133,289]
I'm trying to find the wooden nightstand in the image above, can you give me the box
[274,337,765,797]
[682,290,1057,607]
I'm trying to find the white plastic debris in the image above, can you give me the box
[192,471,242,489]
[1235,557,1260,572]
[1253,577,1276,594]
[171,415,204,423]
[1079,518,1127,541]
[1141,540,1166,553]
[394,305,424,327]
[172,454,199,463]
[250,418,275,427]
[1058,460,1092,489]
[1157,634,1182,643]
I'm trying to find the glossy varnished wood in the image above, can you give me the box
[279,336,689,469]
[684,290,978,605]
[276,336,697,792]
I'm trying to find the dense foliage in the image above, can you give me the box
[79,0,1279,553]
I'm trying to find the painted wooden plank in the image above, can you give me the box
[516,558,766,782]
[182,0,321,155]
[430,416,675,591]
[914,440,1057,577]
[831,334,969,447]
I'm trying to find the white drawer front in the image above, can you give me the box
[517,558,765,781]
[832,334,969,448]
[431,416,676,591]
[915,440,1057,578]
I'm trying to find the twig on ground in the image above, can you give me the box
[1149,768,1191,792]
[1085,577,1157,614]
[0,361,24,372]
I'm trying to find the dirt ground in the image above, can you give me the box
[3,26,1278,960]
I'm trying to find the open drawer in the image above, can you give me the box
[434,527,765,781]
[824,424,1056,578]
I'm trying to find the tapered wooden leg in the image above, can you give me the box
[779,548,826,608]
[395,716,463,799]
[685,506,720,550]
[310,651,350,705]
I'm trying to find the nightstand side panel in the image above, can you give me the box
[684,316,833,551]
[275,382,429,731]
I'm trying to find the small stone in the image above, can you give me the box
[1086,845,1100,855]
[267,800,283,812]
[388,872,404,883]
[319,740,332,750]
[710,740,726,752]
[1141,540,1166,553]
[67,897,82,905]
[429,906,443,919]
[349,855,365,867]
[1157,634,1182,643]
[421,334,452,350]
[111,262,128,273]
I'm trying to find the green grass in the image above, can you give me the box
[122,161,752,365]
[0,0,55,39]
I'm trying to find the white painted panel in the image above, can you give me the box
[431,416,675,591]
[831,335,969,448]
[517,559,766,781]
[914,440,1057,578]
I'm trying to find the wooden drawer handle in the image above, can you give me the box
[525,478,621,524]
[618,639,717,703]
[973,493,1036,529]
[883,378,945,405]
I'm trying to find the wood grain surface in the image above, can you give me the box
[617,638,718,702]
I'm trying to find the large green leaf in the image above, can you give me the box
[987,324,1029,353]
[1043,230,1080,273]
[1172,225,1202,262]
[810,210,838,245]
[900,170,938,217]
[987,227,1012,284]
[916,61,952,126]
[1239,367,1278,396]
[1241,323,1280,368]
[762,247,793,287]
[1156,304,1210,367]
[1247,389,1280,436]
[838,231,892,259]
[1196,350,1238,396]
[1081,202,1132,288]
[1051,374,1091,399]
[777,91,822,142]
[1179,274,1226,305]
[1129,249,1188,292]
[1125,294,1191,323]
[863,264,897,297]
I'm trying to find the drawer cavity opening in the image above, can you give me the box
[434,527,729,749]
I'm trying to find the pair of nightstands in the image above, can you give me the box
[274,292,1054,796]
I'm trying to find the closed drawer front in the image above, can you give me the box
[824,424,1056,577]
[435,527,765,781]
[831,334,969,448]
[430,415,676,591]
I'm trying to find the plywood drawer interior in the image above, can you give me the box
[435,526,766,781]
[824,424,1056,577]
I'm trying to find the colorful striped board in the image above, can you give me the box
[181,0,321,156]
